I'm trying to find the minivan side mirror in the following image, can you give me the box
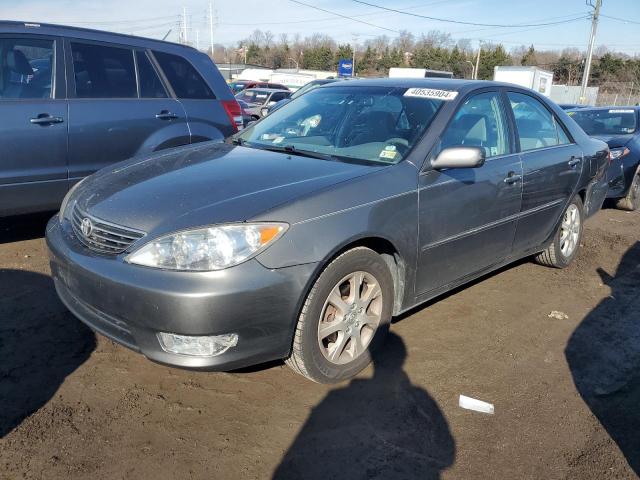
[431,146,486,170]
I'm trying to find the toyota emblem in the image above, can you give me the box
[80,217,93,237]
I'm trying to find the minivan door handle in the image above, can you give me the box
[30,114,64,125]
[155,110,178,120]
[568,156,582,168]
[504,172,523,185]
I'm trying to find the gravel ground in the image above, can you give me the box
[1,205,639,480]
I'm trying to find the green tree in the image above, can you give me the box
[521,45,537,66]
[477,44,512,80]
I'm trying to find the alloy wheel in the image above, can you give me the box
[317,271,383,365]
[560,204,581,257]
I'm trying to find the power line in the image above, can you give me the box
[600,14,640,25]
[288,0,400,34]
[349,0,589,28]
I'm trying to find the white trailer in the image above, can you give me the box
[493,66,553,97]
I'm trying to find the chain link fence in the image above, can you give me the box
[596,82,640,107]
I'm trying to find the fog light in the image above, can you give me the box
[157,332,238,357]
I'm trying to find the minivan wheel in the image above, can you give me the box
[535,195,584,269]
[615,172,640,211]
[285,247,394,384]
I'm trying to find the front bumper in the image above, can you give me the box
[46,216,318,371]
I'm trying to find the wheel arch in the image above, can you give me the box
[309,235,407,316]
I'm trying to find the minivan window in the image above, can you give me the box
[153,51,214,99]
[0,38,54,99]
[440,91,510,158]
[71,42,137,98]
[508,92,566,151]
[136,51,167,98]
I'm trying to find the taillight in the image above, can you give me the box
[221,100,244,132]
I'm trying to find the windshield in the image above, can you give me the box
[291,80,332,100]
[237,86,446,164]
[569,109,637,135]
[235,89,271,105]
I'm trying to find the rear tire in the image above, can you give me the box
[535,195,584,269]
[286,247,394,384]
[615,172,640,211]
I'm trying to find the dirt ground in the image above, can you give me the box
[1,204,639,480]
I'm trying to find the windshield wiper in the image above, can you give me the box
[257,144,336,161]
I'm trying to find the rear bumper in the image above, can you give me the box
[46,216,318,371]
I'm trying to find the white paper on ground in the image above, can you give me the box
[459,395,495,414]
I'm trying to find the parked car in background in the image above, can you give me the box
[568,106,640,210]
[235,88,291,119]
[0,21,241,217]
[229,80,290,94]
[558,103,588,110]
[263,78,340,116]
[236,99,255,128]
[48,78,608,384]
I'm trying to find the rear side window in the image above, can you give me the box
[0,37,54,99]
[440,91,510,158]
[71,42,137,98]
[508,92,570,151]
[136,51,167,98]
[153,51,214,99]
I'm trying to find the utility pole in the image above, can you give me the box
[579,0,602,104]
[474,46,481,80]
[181,6,188,44]
[208,1,215,56]
[196,30,200,50]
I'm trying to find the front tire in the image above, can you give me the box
[286,247,394,384]
[535,195,584,268]
[615,172,640,211]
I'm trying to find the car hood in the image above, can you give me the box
[75,142,379,235]
[594,134,634,148]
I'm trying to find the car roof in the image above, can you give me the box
[241,88,288,93]
[568,106,639,112]
[0,20,194,51]
[315,77,513,93]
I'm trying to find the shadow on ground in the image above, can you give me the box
[566,241,640,475]
[273,332,455,480]
[0,269,95,437]
[0,212,55,244]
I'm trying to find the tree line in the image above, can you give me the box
[209,29,639,87]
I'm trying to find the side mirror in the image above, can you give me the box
[431,146,486,170]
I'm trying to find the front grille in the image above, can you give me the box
[71,205,145,255]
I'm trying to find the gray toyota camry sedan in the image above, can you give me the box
[47,79,609,383]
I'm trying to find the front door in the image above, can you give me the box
[66,41,190,180]
[0,35,68,215]
[416,90,522,296]
[506,91,584,253]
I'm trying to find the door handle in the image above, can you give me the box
[30,114,64,125]
[568,157,582,168]
[155,111,178,120]
[504,172,523,185]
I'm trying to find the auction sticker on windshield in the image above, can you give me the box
[609,109,635,114]
[404,88,458,101]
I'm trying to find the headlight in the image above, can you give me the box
[126,223,288,271]
[60,178,87,222]
[609,147,630,160]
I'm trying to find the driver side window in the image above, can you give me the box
[440,91,510,158]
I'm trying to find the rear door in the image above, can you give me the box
[66,40,190,180]
[416,90,522,295]
[0,34,68,216]
[152,50,235,142]
[506,91,583,254]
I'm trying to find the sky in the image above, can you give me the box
[2,0,640,55]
